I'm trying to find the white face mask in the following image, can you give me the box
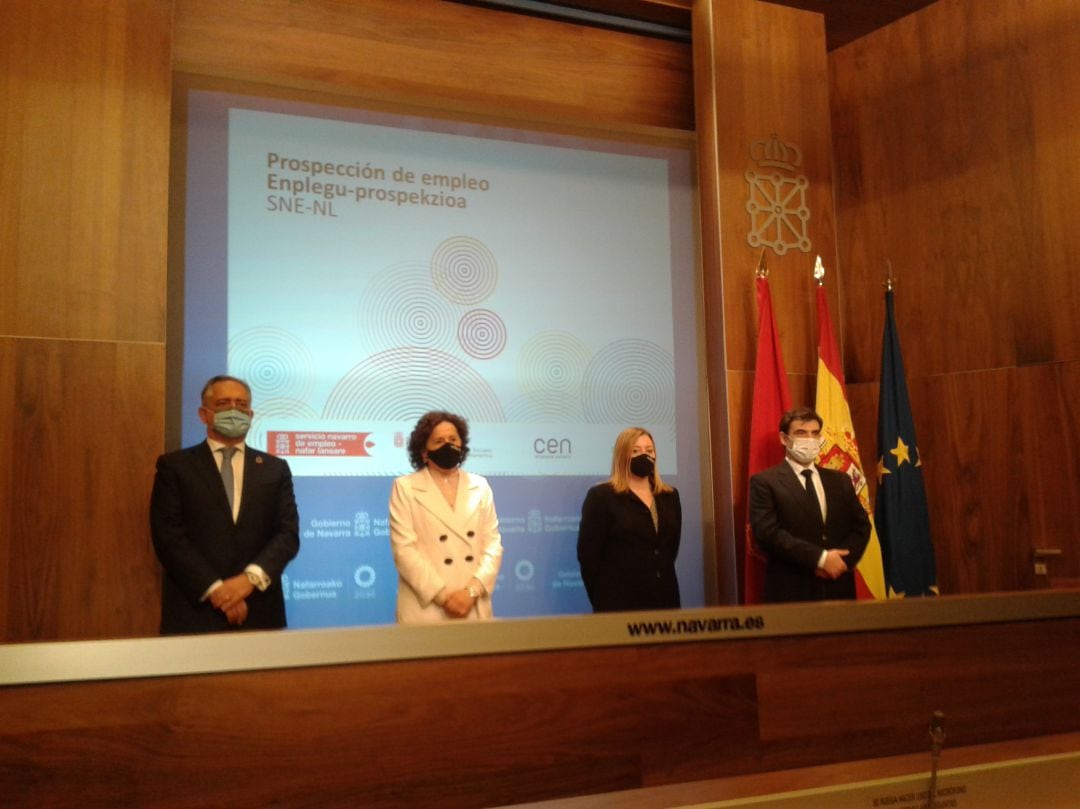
[786,436,820,465]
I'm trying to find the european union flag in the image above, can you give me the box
[875,288,937,596]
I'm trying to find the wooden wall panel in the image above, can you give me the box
[2,617,1077,807]
[0,1,172,642]
[830,0,1080,382]
[830,0,1080,594]
[909,368,1021,594]
[0,341,11,636]
[172,0,695,131]
[754,623,1080,755]
[1012,362,1080,583]
[695,0,840,599]
[701,0,839,378]
[1020,0,1080,364]
[0,0,171,343]
[725,370,753,574]
[0,339,164,642]
[908,363,1080,593]
[853,362,1080,595]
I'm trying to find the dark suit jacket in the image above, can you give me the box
[749,461,870,603]
[150,441,300,634]
[577,483,681,612]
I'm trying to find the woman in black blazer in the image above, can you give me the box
[576,427,681,612]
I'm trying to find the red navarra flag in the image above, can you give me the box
[744,274,792,604]
[814,278,886,599]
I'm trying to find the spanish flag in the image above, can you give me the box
[744,269,791,604]
[814,267,886,599]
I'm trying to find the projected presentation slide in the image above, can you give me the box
[178,89,707,627]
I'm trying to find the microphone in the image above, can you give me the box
[928,711,946,805]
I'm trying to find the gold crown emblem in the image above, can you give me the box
[750,135,802,171]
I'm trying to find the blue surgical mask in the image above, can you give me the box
[213,409,251,439]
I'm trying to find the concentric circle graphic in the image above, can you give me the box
[359,261,458,353]
[458,309,507,360]
[246,398,319,454]
[581,339,675,425]
[322,347,505,422]
[504,392,582,422]
[517,331,590,398]
[228,327,316,403]
[430,236,498,305]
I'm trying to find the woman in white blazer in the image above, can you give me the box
[389,411,503,622]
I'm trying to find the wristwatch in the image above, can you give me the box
[245,570,267,591]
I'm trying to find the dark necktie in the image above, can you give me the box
[801,469,821,518]
[219,446,237,514]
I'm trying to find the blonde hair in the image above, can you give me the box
[608,427,672,494]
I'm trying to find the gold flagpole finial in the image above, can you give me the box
[813,255,825,286]
[755,248,769,279]
[884,260,895,291]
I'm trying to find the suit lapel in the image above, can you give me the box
[235,447,257,525]
[414,468,477,545]
[458,473,484,528]
[194,441,233,519]
[779,462,824,527]
[819,470,842,519]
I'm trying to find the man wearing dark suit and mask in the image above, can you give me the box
[151,375,299,634]
[749,406,870,603]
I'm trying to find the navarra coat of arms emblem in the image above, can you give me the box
[745,135,811,255]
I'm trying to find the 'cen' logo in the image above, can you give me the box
[534,437,571,457]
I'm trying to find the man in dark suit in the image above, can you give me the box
[749,406,870,603]
[151,375,299,634]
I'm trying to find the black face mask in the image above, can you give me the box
[427,443,462,470]
[629,454,655,478]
